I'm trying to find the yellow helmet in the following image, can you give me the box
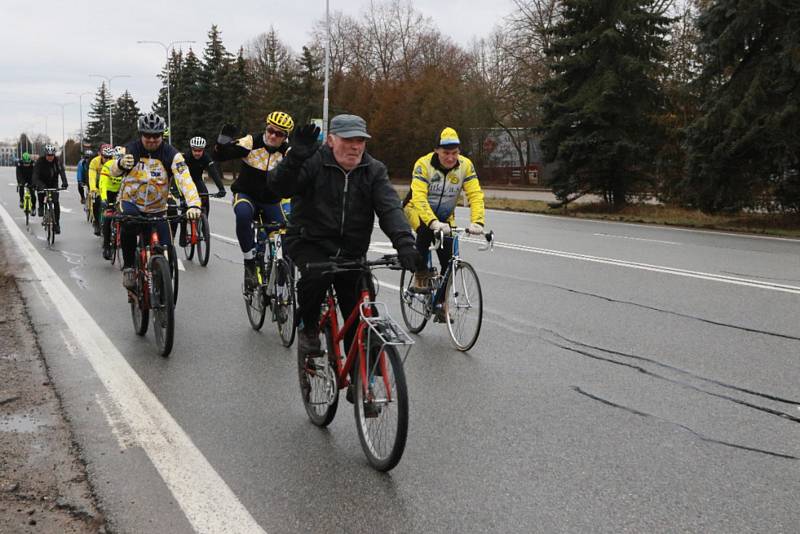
[266,111,294,134]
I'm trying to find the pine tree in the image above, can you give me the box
[198,25,233,139]
[539,0,671,207]
[86,83,112,146]
[292,46,323,123]
[152,48,183,143]
[172,47,204,148]
[112,90,141,146]
[684,0,800,212]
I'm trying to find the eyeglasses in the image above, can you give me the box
[142,133,162,140]
[266,127,287,138]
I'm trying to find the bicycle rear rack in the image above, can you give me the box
[359,301,415,366]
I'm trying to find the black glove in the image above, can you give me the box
[288,123,321,161]
[217,123,239,145]
[61,182,68,190]
[397,246,421,272]
[215,189,226,198]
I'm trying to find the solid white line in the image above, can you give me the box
[0,203,266,534]
[211,232,239,246]
[592,232,680,245]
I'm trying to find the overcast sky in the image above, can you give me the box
[0,0,514,145]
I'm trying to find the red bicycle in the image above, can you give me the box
[299,255,413,471]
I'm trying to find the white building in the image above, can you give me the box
[0,142,18,166]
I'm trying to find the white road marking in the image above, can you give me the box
[177,258,186,272]
[592,233,680,245]
[211,232,239,246]
[61,207,73,213]
[0,203,267,534]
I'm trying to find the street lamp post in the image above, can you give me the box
[54,103,70,166]
[137,39,196,143]
[67,91,92,150]
[323,0,331,137]
[89,74,131,145]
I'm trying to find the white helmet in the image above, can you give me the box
[189,136,206,149]
[114,146,125,157]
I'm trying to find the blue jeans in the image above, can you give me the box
[233,193,286,256]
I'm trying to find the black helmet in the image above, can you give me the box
[138,112,166,134]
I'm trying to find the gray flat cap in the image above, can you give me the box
[329,114,371,139]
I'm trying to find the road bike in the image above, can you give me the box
[118,213,181,357]
[243,214,297,347]
[181,193,212,266]
[299,255,412,471]
[399,227,494,351]
[17,184,33,229]
[39,188,65,247]
[103,203,123,269]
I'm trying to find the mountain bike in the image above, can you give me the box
[39,188,64,247]
[17,184,33,229]
[299,255,412,471]
[181,193,211,266]
[243,214,297,347]
[119,212,180,357]
[399,227,494,351]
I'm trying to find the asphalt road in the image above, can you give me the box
[1,166,799,533]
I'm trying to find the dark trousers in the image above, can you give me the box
[37,190,60,224]
[414,221,454,272]
[291,244,363,353]
[77,181,86,202]
[120,202,172,268]
[101,192,118,248]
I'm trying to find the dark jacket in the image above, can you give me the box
[32,157,67,189]
[16,160,34,183]
[182,150,225,191]
[268,145,415,258]
[213,133,286,204]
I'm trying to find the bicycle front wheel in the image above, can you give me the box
[196,213,211,266]
[167,245,179,305]
[245,284,267,330]
[131,259,149,337]
[274,259,296,347]
[399,269,429,334]
[446,260,483,351]
[45,209,55,246]
[150,255,175,357]
[354,341,408,472]
[299,324,339,426]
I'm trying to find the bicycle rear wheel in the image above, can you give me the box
[399,269,429,333]
[354,340,408,472]
[196,213,211,266]
[131,257,149,336]
[299,324,339,426]
[446,260,483,351]
[150,255,174,357]
[274,259,296,347]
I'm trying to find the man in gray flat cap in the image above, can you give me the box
[269,114,420,362]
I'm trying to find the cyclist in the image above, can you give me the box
[100,147,124,260]
[172,136,227,246]
[268,114,419,358]
[32,144,68,234]
[88,144,114,235]
[111,112,201,290]
[213,111,293,290]
[76,149,93,204]
[403,127,485,305]
[16,151,35,214]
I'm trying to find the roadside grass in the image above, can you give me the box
[485,198,800,238]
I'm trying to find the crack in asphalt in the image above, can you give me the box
[549,341,800,424]
[572,386,799,461]
[548,331,800,406]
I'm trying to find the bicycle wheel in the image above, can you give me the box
[167,245,179,305]
[274,259,296,347]
[131,259,149,337]
[399,269,429,334]
[183,222,195,260]
[197,213,211,266]
[44,208,55,246]
[244,283,267,330]
[24,208,29,228]
[299,324,339,426]
[149,255,174,357]
[446,260,483,351]
[354,339,408,472]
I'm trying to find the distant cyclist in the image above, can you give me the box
[16,152,35,213]
[32,144,68,234]
[100,147,124,260]
[88,144,114,235]
[213,111,293,290]
[404,127,485,293]
[76,149,93,204]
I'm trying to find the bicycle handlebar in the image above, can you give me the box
[433,227,495,251]
[111,213,185,223]
[305,254,401,273]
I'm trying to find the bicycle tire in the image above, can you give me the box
[274,259,296,347]
[150,255,174,357]
[131,256,149,336]
[446,260,483,351]
[25,209,29,228]
[245,284,267,330]
[197,213,210,266]
[354,339,408,472]
[183,232,195,261]
[167,245,179,305]
[45,208,55,246]
[299,324,339,426]
[399,269,429,334]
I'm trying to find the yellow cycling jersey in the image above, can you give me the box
[99,159,122,202]
[405,152,485,228]
[88,155,105,193]
[118,141,200,213]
